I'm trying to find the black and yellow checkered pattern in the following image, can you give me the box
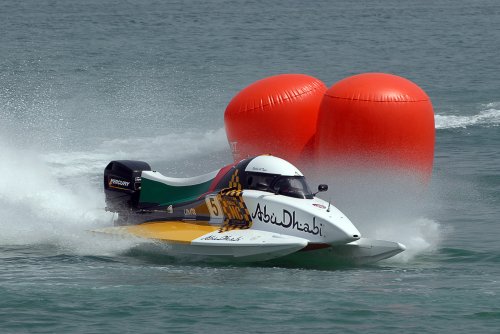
[228,169,242,190]
[218,170,252,232]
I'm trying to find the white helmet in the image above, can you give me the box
[244,155,303,177]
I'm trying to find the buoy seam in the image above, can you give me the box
[235,82,326,113]
[323,95,429,103]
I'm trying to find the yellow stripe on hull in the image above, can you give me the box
[118,221,219,244]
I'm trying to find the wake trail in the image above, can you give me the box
[435,102,500,129]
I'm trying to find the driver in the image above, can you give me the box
[246,174,276,192]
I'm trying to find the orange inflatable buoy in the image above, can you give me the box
[315,73,435,179]
[224,74,327,164]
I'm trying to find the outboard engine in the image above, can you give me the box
[104,160,151,214]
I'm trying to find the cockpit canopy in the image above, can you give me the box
[246,173,314,199]
[215,155,314,199]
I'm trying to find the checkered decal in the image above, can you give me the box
[228,169,242,190]
[218,170,252,232]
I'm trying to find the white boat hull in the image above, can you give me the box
[269,238,406,267]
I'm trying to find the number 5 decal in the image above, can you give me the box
[205,194,223,219]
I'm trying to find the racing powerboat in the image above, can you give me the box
[97,155,405,264]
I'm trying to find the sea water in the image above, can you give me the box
[1,0,499,333]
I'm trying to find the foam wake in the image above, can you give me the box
[435,102,500,129]
[0,141,121,254]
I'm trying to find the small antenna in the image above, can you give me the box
[327,198,331,212]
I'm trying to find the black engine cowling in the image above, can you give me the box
[104,160,151,213]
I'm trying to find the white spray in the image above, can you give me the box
[312,167,443,262]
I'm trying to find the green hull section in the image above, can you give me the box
[139,177,214,206]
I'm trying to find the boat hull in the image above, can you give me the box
[268,238,406,267]
[93,221,309,262]
[93,223,404,264]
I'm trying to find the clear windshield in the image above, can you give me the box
[245,173,279,191]
[245,173,314,199]
[271,176,314,199]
